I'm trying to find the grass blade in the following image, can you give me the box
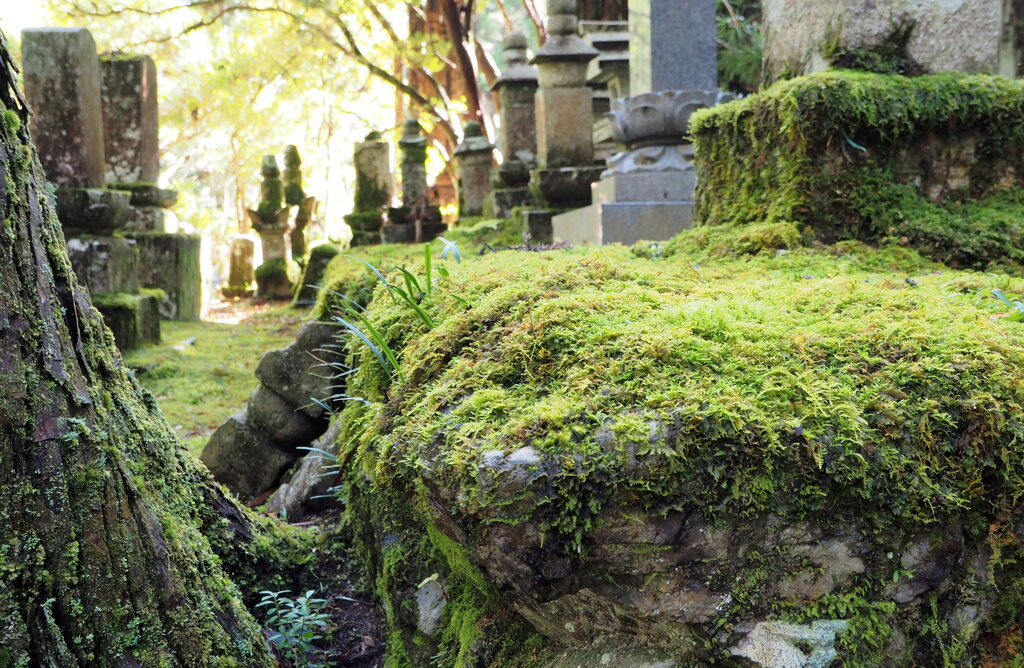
[424,243,433,297]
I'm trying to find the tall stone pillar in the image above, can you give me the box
[283,145,316,262]
[453,122,494,219]
[22,28,107,188]
[553,0,730,245]
[529,0,602,210]
[248,155,294,299]
[487,32,539,219]
[344,131,392,246]
[100,54,179,233]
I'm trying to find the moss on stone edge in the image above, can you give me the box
[691,71,1024,268]
[322,228,1024,665]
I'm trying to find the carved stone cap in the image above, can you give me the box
[454,121,494,156]
[260,154,280,178]
[398,118,428,149]
[607,90,734,147]
[532,0,598,65]
[492,31,538,90]
[284,145,301,168]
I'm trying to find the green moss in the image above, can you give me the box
[354,169,390,213]
[692,71,1024,267]
[318,225,1024,664]
[91,292,139,312]
[139,287,167,302]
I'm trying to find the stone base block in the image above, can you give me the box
[350,230,382,247]
[531,166,603,208]
[592,170,696,205]
[57,187,132,236]
[294,243,340,306]
[111,183,178,208]
[125,206,166,232]
[381,223,447,244]
[125,232,202,320]
[486,188,535,219]
[200,412,298,500]
[512,209,555,245]
[255,258,296,300]
[552,201,695,246]
[221,286,255,299]
[66,235,140,294]
[92,292,160,351]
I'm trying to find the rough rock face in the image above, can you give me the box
[761,0,1017,79]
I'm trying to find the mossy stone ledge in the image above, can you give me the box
[692,71,1024,269]
[318,231,1024,666]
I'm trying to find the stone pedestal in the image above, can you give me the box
[56,188,132,236]
[21,28,106,188]
[530,0,600,209]
[93,292,161,350]
[66,237,141,295]
[126,233,203,320]
[454,122,494,219]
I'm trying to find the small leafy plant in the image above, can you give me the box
[992,288,1024,321]
[255,589,331,667]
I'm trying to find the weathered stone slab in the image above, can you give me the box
[227,236,256,294]
[246,386,325,447]
[92,291,160,351]
[453,122,494,218]
[265,422,343,522]
[56,187,132,236]
[100,54,159,184]
[629,0,717,94]
[21,28,106,188]
[762,0,1015,79]
[126,232,202,320]
[535,87,594,166]
[66,236,140,295]
[552,201,694,245]
[293,243,340,306]
[255,321,337,419]
[201,412,297,500]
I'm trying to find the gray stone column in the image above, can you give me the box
[553,0,729,245]
[99,54,179,233]
[343,131,392,246]
[487,32,539,218]
[22,28,107,188]
[529,0,603,213]
[223,235,256,298]
[453,122,494,219]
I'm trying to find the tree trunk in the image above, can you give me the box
[0,36,274,667]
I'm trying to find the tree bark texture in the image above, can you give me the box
[0,37,274,667]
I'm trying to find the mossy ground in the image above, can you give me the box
[124,303,302,455]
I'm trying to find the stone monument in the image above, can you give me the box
[344,132,392,246]
[99,52,202,320]
[22,28,159,350]
[486,32,539,219]
[283,145,317,262]
[248,155,294,298]
[553,0,729,245]
[223,235,256,298]
[453,122,494,219]
[526,0,602,242]
[382,119,445,243]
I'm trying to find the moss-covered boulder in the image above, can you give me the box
[692,71,1024,270]
[319,229,1024,666]
[293,242,340,306]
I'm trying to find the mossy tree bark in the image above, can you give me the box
[0,39,274,666]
